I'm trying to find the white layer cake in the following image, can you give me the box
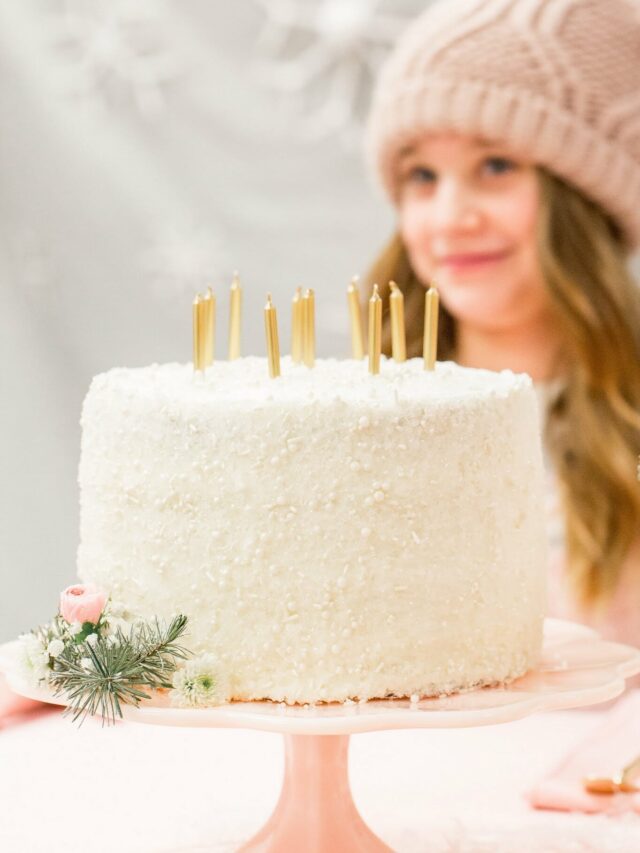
[77,357,548,704]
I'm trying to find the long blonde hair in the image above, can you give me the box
[363,169,640,610]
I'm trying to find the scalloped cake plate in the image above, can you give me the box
[1,618,639,735]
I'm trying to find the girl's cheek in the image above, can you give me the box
[399,205,440,282]
[490,176,540,243]
[399,202,431,256]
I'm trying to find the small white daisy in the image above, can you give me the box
[169,654,225,708]
[46,638,66,658]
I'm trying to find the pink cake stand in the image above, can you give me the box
[2,618,640,853]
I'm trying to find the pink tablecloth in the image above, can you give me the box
[2,694,640,853]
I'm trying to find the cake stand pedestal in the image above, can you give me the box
[237,733,387,852]
[2,619,640,853]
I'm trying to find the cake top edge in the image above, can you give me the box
[85,357,535,408]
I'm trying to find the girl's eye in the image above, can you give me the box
[406,166,436,184]
[483,157,516,175]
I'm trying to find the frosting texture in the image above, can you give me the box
[78,357,548,703]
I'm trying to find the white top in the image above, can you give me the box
[533,379,566,554]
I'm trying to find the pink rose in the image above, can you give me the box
[59,584,107,625]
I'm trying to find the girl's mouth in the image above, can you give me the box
[437,249,512,271]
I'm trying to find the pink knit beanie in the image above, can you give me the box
[366,0,640,250]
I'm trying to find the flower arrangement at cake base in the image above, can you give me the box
[10,584,227,726]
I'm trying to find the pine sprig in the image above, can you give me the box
[48,614,191,727]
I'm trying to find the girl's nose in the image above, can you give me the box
[431,179,482,232]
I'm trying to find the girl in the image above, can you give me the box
[364,0,640,647]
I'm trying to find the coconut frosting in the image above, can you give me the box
[77,357,548,703]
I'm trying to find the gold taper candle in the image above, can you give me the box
[302,288,315,367]
[202,287,216,367]
[291,286,303,363]
[193,293,204,371]
[264,293,281,378]
[228,272,242,360]
[423,284,439,371]
[347,276,365,359]
[368,284,382,375]
[389,281,406,362]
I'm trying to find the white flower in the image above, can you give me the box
[85,632,99,648]
[46,638,66,658]
[80,657,93,670]
[169,654,226,708]
[70,621,83,636]
[16,634,50,686]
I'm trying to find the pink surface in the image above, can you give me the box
[0,622,640,853]
[2,698,640,853]
[528,690,640,815]
[4,619,639,851]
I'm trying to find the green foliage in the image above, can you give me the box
[47,614,191,727]
[73,622,99,645]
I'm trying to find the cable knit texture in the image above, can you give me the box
[366,0,640,249]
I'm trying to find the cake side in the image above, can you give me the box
[77,358,548,703]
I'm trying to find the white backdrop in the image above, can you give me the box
[0,1,431,640]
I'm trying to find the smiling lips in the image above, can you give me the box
[437,249,512,270]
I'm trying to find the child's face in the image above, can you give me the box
[396,132,549,333]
